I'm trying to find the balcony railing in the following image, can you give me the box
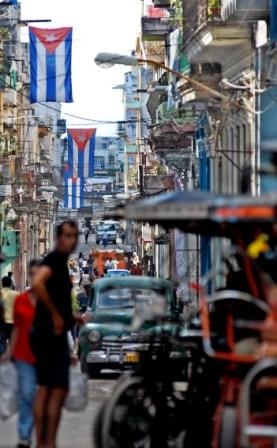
[153,0,171,7]
[141,16,171,41]
[221,0,269,21]
[183,0,209,44]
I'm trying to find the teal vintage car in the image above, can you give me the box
[79,276,175,377]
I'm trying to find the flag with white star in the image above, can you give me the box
[67,128,96,179]
[29,27,73,103]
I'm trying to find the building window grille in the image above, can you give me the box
[94,156,105,169]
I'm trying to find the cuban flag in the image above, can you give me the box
[67,128,96,179]
[29,27,73,103]
[64,177,84,209]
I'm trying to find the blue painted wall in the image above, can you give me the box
[260,87,277,192]
[196,115,211,277]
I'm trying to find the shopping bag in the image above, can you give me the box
[65,368,88,412]
[0,361,18,420]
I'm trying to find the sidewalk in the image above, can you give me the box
[0,379,114,448]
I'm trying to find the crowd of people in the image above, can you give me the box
[0,220,85,448]
[0,218,156,448]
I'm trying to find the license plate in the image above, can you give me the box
[125,352,139,363]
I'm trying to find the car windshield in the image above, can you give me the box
[97,287,167,309]
[107,270,129,277]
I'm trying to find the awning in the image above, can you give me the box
[114,191,277,237]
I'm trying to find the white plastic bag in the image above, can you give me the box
[65,368,88,412]
[0,361,18,420]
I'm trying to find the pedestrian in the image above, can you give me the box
[84,226,89,244]
[104,258,113,272]
[1,275,19,340]
[1,260,41,448]
[111,258,119,270]
[82,257,87,270]
[87,254,93,275]
[131,263,142,276]
[31,220,82,448]
[78,252,83,270]
[0,299,6,357]
[102,231,108,248]
[132,251,139,266]
[121,229,126,244]
[79,267,91,297]
[8,271,16,290]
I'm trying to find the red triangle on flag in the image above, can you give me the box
[30,27,72,53]
[68,128,96,151]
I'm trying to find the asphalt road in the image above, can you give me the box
[0,376,117,448]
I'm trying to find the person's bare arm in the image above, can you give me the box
[32,266,64,334]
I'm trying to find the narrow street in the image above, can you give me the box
[0,377,117,448]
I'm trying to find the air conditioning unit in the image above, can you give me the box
[3,117,16,130]
[4,89,17,107]
[154,0,171,7]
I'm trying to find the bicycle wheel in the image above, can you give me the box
[219,406,237,448]
[101,374,154,448]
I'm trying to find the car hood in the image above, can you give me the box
[93,308,134,325]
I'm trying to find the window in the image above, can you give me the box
[94,156,105,169]
[108,155,115,166]
[101,142,108,150]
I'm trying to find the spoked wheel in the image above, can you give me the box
[99,374,155,448]
[219,406,237,448]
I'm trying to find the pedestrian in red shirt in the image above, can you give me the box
[1,259,41,448]
[131,263,142,276]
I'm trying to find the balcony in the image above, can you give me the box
[141,17,171,41]
[153,0,171,7]
[150,120,195,152]
[221,0,269,21]
[179,63,222,102]
[4,88,17,107]
[116,122,127,138]
[183,0,252,75]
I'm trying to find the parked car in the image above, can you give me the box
[79,276,176,377]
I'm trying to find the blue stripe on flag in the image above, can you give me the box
[80,178,84,207]
[72,181,76,209]
[64,29,73,102]
[46,51,56,101]
[67,134,74,177]
[78,149,85,179]
[64,177,68,208]
[88,133,95,177]
[29,31,38,103]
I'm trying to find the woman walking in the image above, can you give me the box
[1,260,41,448]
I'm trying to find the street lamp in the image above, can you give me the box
[95,52,228,102]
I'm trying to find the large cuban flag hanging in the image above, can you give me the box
[67,128,96,179]
[29,27,73,103]
[64,177,84,209]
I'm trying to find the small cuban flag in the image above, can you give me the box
[64,177,84,209]
[67,128,96,179]
[29,27,73,103]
